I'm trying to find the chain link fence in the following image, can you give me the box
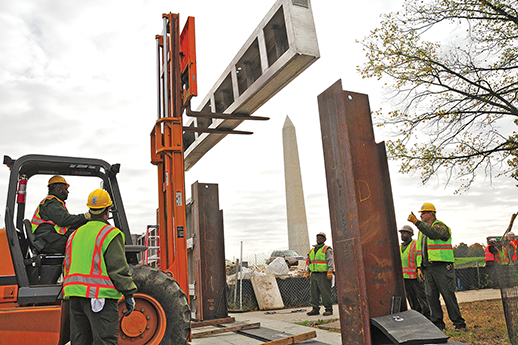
[226,250,496,311]
[492,265,518,345]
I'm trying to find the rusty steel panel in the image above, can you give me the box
[318,80,406,344]
[190,182,228,321]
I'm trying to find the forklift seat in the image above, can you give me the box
[23,219,64,285]
[23,219,46,253]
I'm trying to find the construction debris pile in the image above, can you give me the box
[226,257,307,283]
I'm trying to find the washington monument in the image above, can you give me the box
[282,116,310,254]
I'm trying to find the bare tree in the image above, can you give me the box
[358,0,518,192]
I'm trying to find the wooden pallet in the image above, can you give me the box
[191,317,317,344]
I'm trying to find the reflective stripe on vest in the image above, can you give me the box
[309,246,329,272]
[484,245,509,265]
[419,220,454,263]
[497,247,509,265]
[511,241,518,261]
[400,240,417,279]
[31,196,68,235]
[64,222,124,299]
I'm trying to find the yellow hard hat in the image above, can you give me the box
[86,189,113,210]
[419,202,436,213]
[48,175,70,187]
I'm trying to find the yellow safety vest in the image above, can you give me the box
[63,221,125,299]
[308,246,330,272]
[400,240,417,279]
[416,220,454,265]
[31,196,69,235]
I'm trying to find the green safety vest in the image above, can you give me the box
[308,245,330,272]
[31,195,69,235]
[416,220,454,265]
[63,221,125,299]
[400,240,418,279]
[497,247,510,265]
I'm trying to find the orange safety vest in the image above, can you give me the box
[31,195,69,235]
[510,241,518,262]
[485,245,509,265]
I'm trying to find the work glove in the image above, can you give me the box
[417,268,424,282]
[124,296,135,316]
[304,271,311,280]
[84,211,92,220]
[407,212,418,225]
[327,271,333,280]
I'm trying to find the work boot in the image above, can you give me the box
[323,310,333,316]
[306,308,319,316]
[454,324,467,332]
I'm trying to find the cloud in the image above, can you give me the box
[1,0,517,264]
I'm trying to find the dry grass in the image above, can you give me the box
[444,299,511,344]
[302,299,512,344]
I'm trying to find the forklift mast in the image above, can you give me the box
[151,13,197,298]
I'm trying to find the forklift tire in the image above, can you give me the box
[127,264,191,345]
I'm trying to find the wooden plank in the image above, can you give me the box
[259,331,317,345]
[192,322,261,339]
[191,317,235,329]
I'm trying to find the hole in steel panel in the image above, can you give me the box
[236,38,262,96]
[214,73,234,113]
[263,6,289,67]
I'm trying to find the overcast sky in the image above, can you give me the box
[1,0,517,261]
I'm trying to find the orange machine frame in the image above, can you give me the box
[151,13,195,298]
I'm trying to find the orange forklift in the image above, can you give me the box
[0,12,197,345]
[0,154,190,345]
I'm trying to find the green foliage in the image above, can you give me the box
[468,242,486,257]
[358,0,518,192]
[454,242,470,257]
[454,242,486,258]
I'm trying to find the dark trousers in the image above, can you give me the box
[310,272,333,311]
[423,263,466,329]
[69,296,119,345]
[404,278,430,319]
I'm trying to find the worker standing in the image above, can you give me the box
[306,232,334,316]
[485,237,509,288]
[408,203,466,331]
[506,232,518,265]
[31,175,89,254]
[399,225,430,319]
[63,189,137,345]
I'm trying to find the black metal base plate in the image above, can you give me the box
[371,310,449,344]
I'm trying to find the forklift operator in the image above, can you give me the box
[30,175,90,254]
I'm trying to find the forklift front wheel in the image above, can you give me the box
[118,293,166,345]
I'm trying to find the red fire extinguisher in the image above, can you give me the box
[17,175,27,203]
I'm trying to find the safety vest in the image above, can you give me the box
[308,245,330,272]
[416,220,454,264]
[485,245,509,265]
[31,196,69,235]
[63,221,125,299]
[400,240,418,279]
[510,241,518,262]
